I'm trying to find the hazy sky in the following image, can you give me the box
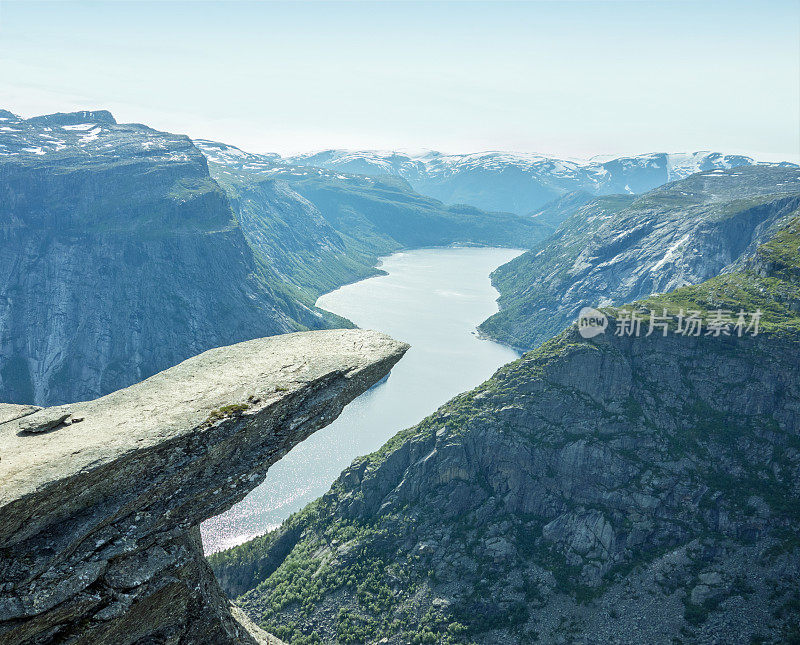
[1,1,798,160]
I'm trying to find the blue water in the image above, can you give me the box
[201,246,522,553]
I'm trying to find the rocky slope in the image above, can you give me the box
[284,149,788,214]
[479,166,800,350]
[0,110,340,406]
[209,217,800,644]
[195,140,550,300]
[0,329,407,645]
[528,190,594,230]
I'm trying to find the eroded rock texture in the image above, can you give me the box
[209,214,800,643]
[215,326,800,644]
[480,166,800,350]
[0,329,407,644]
[0,109,336,406]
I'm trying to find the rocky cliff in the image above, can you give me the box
[0,108,554,407]
[480,166,800,350]
[0,110,340,406]
[0,329,408,645]
[209,217,800,644]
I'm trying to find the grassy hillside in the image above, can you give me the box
[636,214,800,335]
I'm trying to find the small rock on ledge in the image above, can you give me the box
[16,409,73,434]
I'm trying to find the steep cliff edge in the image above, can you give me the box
[211,218,800,644]
[0,329,408,645]
[0,109,552,407]
[0,110,336,406]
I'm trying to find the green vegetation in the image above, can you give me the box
[208,173,800,643]
[683,598,715,627]
[230,517,472,644]
[208,160,550,314]
[640,214,800,335]
[204,403,249,424]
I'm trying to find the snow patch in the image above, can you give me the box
[650,233,691,273]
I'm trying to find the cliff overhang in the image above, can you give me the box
[0,329,408,644]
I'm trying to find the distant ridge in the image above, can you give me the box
[284,148,796,214]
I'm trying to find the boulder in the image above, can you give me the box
[16,409,72,434]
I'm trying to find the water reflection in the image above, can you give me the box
[201,247,522,553]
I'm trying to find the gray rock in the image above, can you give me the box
[0,405,41,426]
[698,571,723,586]
[480,166,800,350]
[690,583,722,606]
[0,329,407,645]
[16,409,72,434]
[484,536,516,561]
[216,315,800,644]
[0,111,338,406]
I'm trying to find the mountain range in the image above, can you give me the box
[194,139,548,300]
[283,149,789,214]
[479,166,800,350]
[0,109,333,405]
[0,111,544,405]
[3,107,800,644]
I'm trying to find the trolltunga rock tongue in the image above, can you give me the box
[0,329,408,645]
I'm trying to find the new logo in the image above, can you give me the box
[577,307,608,338]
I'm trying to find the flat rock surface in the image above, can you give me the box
[0,329,407,645]
[0,329,408,509]
[0,404,41,426]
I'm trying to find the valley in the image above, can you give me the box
[201,247,522,554]
[0,111,543,406]
[3,3,799,643]
[2,109,799,645]
[209,209,800,645]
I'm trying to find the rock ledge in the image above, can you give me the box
[0,329,408,644]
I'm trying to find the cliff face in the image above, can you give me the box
[0,329,408,645]
[0,109,553,406]
[480,166,800,350]
[0,110,332,406]
[211,219,800,644]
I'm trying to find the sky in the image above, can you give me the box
[0,0,798,161]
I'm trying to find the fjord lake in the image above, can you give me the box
[201,247,523,553]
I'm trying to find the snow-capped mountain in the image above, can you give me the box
[0,109,202,165]
[193,138,283,170]
[193,139,795,217]
[284,149,790,214]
